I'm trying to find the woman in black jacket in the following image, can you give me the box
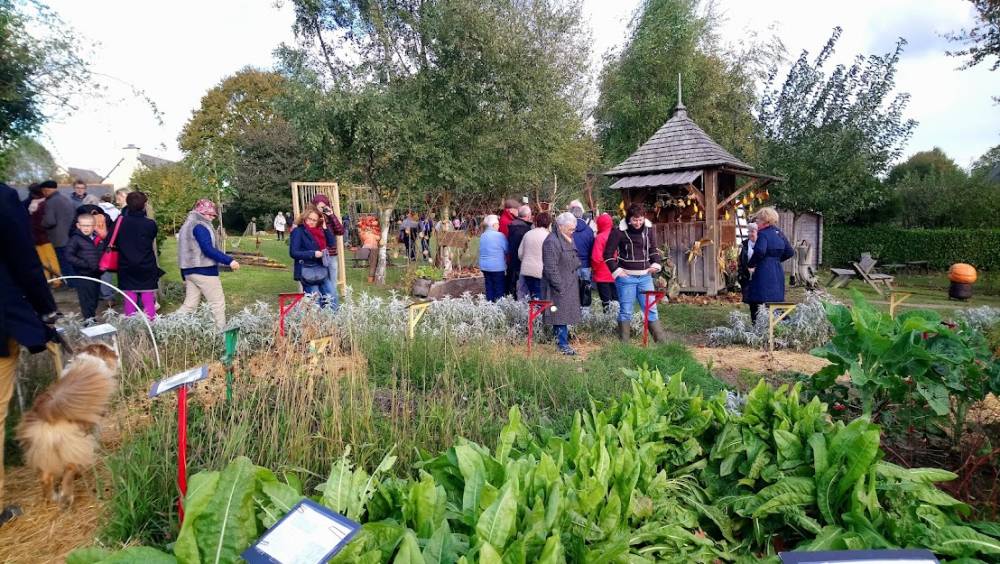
[116,192,163,320]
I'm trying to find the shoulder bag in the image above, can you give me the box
[98,218,123,272]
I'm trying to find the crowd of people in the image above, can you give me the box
[11,180,239,329]
[475,198,676,355]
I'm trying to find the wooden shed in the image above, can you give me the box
[605,90,790,295]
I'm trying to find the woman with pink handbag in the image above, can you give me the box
[114,192,163,320]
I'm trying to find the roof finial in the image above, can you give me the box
[673,73,687,116]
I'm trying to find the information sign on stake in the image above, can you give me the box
[241,499,360,564]
[779,549,938,563]
[149,365,208,398]
[149,365,207,524]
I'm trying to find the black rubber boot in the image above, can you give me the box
[648,319,668,343]
[618,321,631,342]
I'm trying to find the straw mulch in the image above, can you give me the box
[0,465,104,563]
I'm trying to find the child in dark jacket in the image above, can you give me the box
[65,213,107,320]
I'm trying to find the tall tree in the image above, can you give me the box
[0,0,90,170]
[279,0,594,281]
[178,68,291,225]
[886,148,963,186]
[0,137,58,184]
[594,0,774,168]
[947,0,999,72]
[757,27,917,225]
[131,160,212,234]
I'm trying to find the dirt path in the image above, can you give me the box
[688,345,830,391]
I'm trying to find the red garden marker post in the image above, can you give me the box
[278,292,305,337]
[177,384,188,522]
[527,300,553,356]
[640,290,666,347]
[148,365,207,526]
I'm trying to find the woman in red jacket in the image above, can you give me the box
[590,213,617,311]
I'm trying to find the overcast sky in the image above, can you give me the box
[38,0,999,177]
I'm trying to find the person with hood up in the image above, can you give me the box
[590,213,617,311]
[175,199,239,329]
[603,203,667,343]
[568,200,595,307]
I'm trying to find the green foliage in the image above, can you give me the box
[0,1,90,170]
[945,0,1000,73]
[886,147,964,186]
[809,292,1000,440]
[758,28,916,223]
[131,160,212,234]
[594,0,772,167]
[414,265,443,281]
[823,225,1000,270]
[73,368,1000,562]
[0,136,58,183]
[178,68,305,226]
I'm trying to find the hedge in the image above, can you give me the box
[823,226,1000,271]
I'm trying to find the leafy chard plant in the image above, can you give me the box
[810,292,1000,442]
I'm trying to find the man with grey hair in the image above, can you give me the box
[567,200,595,307]
[505,204,533,297]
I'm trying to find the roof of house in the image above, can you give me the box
[139,153,172,168]
[67,167,104,184]
[605,103,752,177]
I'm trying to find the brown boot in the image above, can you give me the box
[617,321,631,342]
[648,319,668,343]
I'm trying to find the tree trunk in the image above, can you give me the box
[375,207,393,284]
[440,193,453,275]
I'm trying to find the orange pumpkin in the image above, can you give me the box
[949,263,977,284]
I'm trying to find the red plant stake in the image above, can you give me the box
[527,300,553,355]
[177,384,188,523]
[278,292,305,337]
[640,290,666,347]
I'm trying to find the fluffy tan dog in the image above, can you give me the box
[16,343,117,508]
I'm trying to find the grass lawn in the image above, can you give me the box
[799,270,1000,313]
[157,235,414,313]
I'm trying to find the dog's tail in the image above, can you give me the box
[33,354,116,425]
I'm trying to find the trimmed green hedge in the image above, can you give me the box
[823,226,1000,271]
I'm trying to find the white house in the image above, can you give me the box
[102,144,174,188]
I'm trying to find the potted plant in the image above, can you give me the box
[412,265,443,297]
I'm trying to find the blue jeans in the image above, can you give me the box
[523,276,542,300]
[578,267,592,282]
[483,270,505,302]
[326,255,340,311]
[615,273,658,322]
[303,277,336,308]
[554,324,569,349]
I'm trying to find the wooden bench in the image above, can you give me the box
[828,268,857,288]
[852,255,894,296]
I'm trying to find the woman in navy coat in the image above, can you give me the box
[745,207,794,309]
[289,207,336,306]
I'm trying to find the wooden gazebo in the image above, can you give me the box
[605,88,783,295]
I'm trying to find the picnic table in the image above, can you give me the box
[881,263,906,273]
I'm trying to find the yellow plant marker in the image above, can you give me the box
[308,336,333,367]
[767,302,797,353]
[407,300,433,340]
[889,292,912,317]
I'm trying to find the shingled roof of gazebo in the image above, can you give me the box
[605,103,752,178]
